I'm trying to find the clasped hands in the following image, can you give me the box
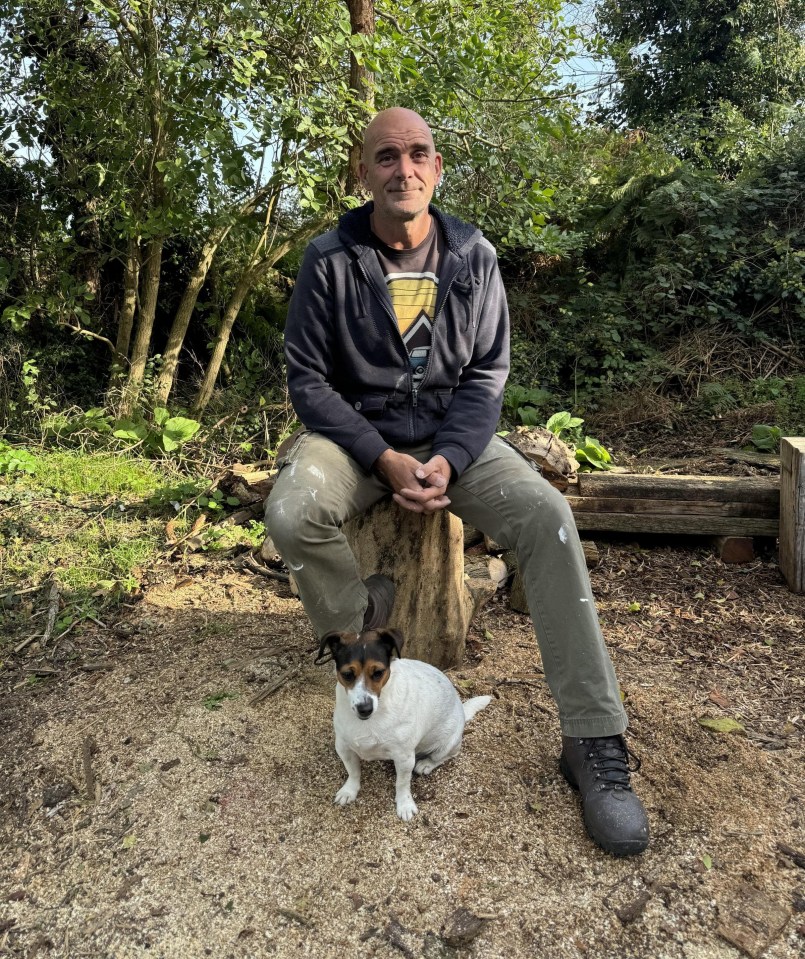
[374,449,452,514]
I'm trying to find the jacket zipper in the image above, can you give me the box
[416,258,463,395]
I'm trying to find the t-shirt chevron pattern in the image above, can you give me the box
[373,218,442,387]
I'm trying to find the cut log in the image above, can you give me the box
[780,437,805,593]
[504,426,577,490]
[343,499,495,669]
[219,464,275,504]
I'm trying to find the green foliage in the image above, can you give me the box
[503,384,554,426]
[196,489,242,512]
[0,442,38,476]
[203,692,238,711]
[113,408,201,455]
[545,411,612,471]
[749,425,781,452]
[597,0,805,129]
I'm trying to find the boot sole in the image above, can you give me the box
[559,753,648,858]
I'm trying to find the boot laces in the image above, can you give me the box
[583,736,641,791]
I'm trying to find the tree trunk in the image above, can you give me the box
[191,263,259,414]
[153,223,232,405]
[344,499,496,670]
[119,236,163,416]
[113,238,140,363]
[191,218,324,413]
[345,0,376,195]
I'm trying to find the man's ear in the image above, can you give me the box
[376,627,404,659]
[316,631,344,664]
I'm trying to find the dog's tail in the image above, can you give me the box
[462,695,493,723]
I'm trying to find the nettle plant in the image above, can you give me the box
[545,412,613,472]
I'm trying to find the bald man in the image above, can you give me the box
[266,108,649,855]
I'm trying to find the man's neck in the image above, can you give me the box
[370,210,432,250]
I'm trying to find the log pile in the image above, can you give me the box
[566,473,780,537]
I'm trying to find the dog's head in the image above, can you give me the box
[317,628,404,720]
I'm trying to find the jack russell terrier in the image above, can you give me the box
[318,627,492,821]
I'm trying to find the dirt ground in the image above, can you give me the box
[2,446,805,958]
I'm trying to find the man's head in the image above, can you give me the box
[359,108,442,229]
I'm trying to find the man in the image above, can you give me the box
[266,108,649,856]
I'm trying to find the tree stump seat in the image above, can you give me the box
[343,498,496,670]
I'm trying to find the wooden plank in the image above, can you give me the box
[577,472,779,504]
[570,512,778,536]
[779,437,805,593]
[566,496,778,519]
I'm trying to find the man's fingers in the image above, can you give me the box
[415,468,447,488]
[393,492,450,513]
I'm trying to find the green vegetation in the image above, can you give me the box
[2,2,804,656]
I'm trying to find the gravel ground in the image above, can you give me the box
[2,536,804,959]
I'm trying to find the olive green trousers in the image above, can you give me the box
[265,431,628,738]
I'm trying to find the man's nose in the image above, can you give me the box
[397,154,414,179]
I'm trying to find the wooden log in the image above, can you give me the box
[343,499,494,669]
[780,437,805,593]
[567,495,778,519]
[571,513,778,536]
[576,473,780,505]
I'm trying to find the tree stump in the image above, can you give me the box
[343,499,496,669]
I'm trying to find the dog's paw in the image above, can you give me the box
[334,783,359,806]
[395,795,418,821]
[414,758,438,776]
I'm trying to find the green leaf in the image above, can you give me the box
[153,407,171,427]
[162,416,201,450]
[113,420,149,442]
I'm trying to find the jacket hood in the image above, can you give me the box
[337,202,482,257]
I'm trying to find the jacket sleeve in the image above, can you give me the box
[431,246,510,478]
[284,242,391,470]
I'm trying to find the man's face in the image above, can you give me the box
[359,112,442,226]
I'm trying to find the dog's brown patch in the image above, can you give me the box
[335,658,389,696]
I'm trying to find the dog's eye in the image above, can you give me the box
[340,669,355,682]
[371,669,385,682]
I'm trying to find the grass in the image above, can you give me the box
[0,448,194,649]
[16,448,163,498]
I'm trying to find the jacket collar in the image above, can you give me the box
[337,201,481,257]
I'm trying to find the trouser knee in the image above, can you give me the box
[263,489,308,556]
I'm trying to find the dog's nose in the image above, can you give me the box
[356,701,374,719]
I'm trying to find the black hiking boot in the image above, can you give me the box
[362,574,396,630]
[560,735,649,857]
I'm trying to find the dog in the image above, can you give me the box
[318,627,492,821]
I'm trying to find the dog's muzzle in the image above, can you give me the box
[356,701,374,720]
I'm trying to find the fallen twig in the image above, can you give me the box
[242,553,290,583]
[82,735,97,802]
[248,666,300,706]
[42,580,60,646]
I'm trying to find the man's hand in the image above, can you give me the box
[375,451,452,513]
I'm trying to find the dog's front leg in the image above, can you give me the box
[334,740,361,806]
[393,753,417,821]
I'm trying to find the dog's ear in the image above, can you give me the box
[316,631,344,664]
[376,627,404,659]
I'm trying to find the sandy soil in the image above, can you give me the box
[2,526,804,959]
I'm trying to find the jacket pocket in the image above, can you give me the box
[344,392,389,417]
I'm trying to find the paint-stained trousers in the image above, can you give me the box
[265,431,628,738]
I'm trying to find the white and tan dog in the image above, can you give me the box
[318,628,492,821]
